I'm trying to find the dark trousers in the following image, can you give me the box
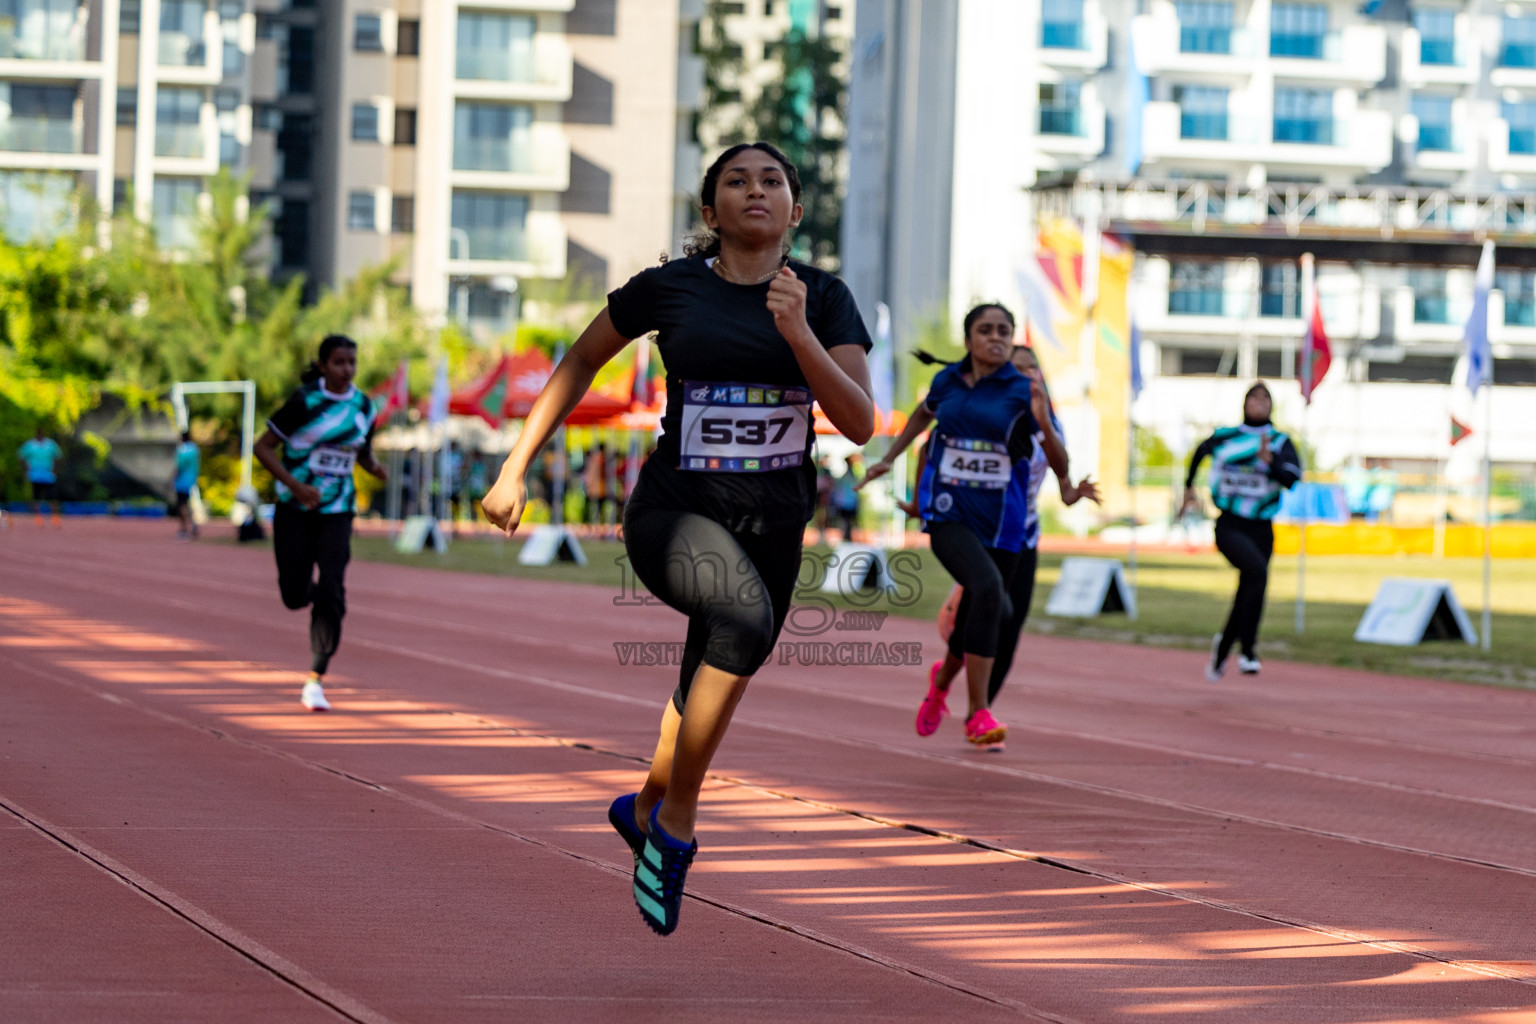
[931,522,1018,662]
[623,506,804,713]
[987,546,1039,703]
[1214,512,1273,663]
[273,505,353,675]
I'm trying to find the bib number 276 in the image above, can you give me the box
[699,417,796,447]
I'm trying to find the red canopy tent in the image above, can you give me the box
[443,350,631,426]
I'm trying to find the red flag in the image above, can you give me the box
[1300,289,1331,405]
[1450,415,1473,446]
[372,359,410,425]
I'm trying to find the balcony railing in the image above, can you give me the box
[1418,123,1454,152]
[1039,108,1082,136]
[0,29,86,62]
[1420,37,1456,65]
[1169,289,1226,315]
[1180,112,1228,140]
[451,225,528,262]
[1273,117,1333,144]
[159,34,208,67]
[1414,295,1450,324]
[1271,32,1325,58]
[0,118,81,154]
[1180,26,1231,53]
[452,137,537,173]
[1501,43,1536,68]
[1261,291,1302,317]
[1041,21,1083,48]
[156,123,205,158]
[456,47,535,82]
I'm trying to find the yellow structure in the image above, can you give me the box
[1275,523,1536,558]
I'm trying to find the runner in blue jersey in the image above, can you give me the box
[18,428,64,524]
[254,335,389,712]
[1182,382,1302,680]
[896,345,1101,750]
[861,304,1042,748]
[482,143,874,937]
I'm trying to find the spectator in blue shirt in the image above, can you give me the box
[173,431,201,539]
[18,428,64,524]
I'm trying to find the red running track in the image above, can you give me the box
[1,519,1534,1023]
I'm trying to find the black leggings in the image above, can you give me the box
[1214,512,1273,663]
[624,506,803,713]
[986,546,1038,703]
[273,505,353,675]
[931,522,1017,662]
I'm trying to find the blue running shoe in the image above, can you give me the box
[632,804,697,936]
[608,793,647,869]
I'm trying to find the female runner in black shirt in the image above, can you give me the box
[482,143,873,935]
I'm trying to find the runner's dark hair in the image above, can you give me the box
[963,303,1016,337]
[680,142,803,261]
[300,335,358,384]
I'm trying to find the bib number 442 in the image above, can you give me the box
[699,416,796,447]
[952,456,1001,475]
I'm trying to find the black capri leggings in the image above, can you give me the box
[986,545,1039,703]
[273,505,353,675]
[930,521,1018,662]
[624,506,804,713]
[1214,511,1274,663]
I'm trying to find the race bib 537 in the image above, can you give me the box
[679,381,812,473]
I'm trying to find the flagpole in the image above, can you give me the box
[1481,381,1493,652]
[1295,253,1315,636]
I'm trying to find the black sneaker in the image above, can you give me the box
[633,804,697,936]
[607,793,646,870]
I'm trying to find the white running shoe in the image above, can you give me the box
[1205,634,1228,683]
[300,677,330,712]
[1238,654,1261,675]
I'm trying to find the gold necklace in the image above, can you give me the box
[713,256,783,285]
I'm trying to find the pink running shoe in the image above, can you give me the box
[915,662,950,737]
[964,708,1007,747]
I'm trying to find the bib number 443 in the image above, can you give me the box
[699,417,796,447]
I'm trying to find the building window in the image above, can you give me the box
[1412,94,1454,152]
[456,12,534,82]
[453,103,533,171]
[1169,261,1226,316]
[826,5,841,18]
[348,191,376,231]
[391,195,414,234]
[1270,2,1328,58]
[394,108,417,146]
[1037,82,1082,135]
[720,1,746,12]
[1409,269,1450,323]
[1176,0,1233,54]
[153,177,201,250]
[121,0,141,33]
[219,133,240,165]
[449,191,529,261]
[1167,348,1237,376]
[1273,87,1333,144]
[254,104,283,131]
[1502,16,1536,68]
[1041,0,1084,49]
[1504,100,1536,154]
[352,103,380,142]
[1260,262,1300,318]
[1497,270,1536,327]
[113,177,130,212]
[214,88,240,113]
[354,13,383,52]
[117,88,138,126]
[1366,356,1455,383]
[1413,8,1456,65]
[397,19,420,56]
[155,87,204,158]
[1176,85,1228,140]
[160,0,209,67]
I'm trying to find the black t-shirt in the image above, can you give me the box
[607,255,873,533]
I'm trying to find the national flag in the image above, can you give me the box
[1300,261,1331,405]
[1464,240,1494,396]
[1015,260,1067,352]
[1450,415,1473,446]
[371,359,410,425]
[1129,320,1144,400]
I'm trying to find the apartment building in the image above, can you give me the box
[844,0,1536,484]
[0,0,254,246]
[247,0,705,334]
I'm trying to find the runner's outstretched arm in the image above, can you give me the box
[855,402,935,490]
[482,309,631,534]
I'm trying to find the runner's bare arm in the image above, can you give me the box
[767,268,874,444]
[856,404,935,490]
[254,429,320,509]
[482,309,631,533]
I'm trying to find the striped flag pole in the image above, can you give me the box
[1464,240,1495,651]
[1295,254,1315,635]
